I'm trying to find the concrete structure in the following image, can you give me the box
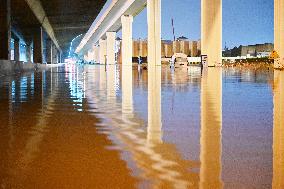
[26,44,32,62]
[75,0,162,66]
[274,0,284,68]
[33,27,44,64]
[106,32,116,64]
[147,0,161,66]
[1,0,282,69]
[99,39,107,64]
[121,15,133,66]
[0,0,107,66]
[0,0,11,60]
[13,38,20,61]
[201,0,222,67]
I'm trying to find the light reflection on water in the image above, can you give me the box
[0,64,282,189]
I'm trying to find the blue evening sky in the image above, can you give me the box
[129,0,273,49]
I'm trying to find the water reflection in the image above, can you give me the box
[200,68,223,189]
[122,66,133,114]
[0,64,279,188]
[273,70,284,189]
[147,66,162,143]
[107,65,118,99]
[20,71,58,169]
[86,65,200,189]
[67,64,85,112]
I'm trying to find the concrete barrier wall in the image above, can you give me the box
[0,60,48,76]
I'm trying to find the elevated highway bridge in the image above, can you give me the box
[0,0,283,68]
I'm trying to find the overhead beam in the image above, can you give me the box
[76,0,146,55]
[24,0,61,52]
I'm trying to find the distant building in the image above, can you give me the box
[119,37,201,62]
[223,43,274,57]
[189,41,198,57]
[241,43,273,57]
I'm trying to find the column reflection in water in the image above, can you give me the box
[273,70,284,189]
[147,65,162,143]
[200,68,223,189]
[106,65,117,99]
[100,65,107,97]
[122,65,133,114]
[20,70,59,168]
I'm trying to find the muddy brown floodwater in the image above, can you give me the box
[0,64,283,189]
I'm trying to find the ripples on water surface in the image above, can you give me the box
[0,64,283,189]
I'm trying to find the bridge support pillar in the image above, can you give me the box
[121,15,133,66]
[46,39,52,64]
[52,45,58,64]
[93,45,99,63]
[147,0,161,66]
[26,44,32,62]
[99,39,107,64]
[87,49,93,63]
[201,0,222,67]
[33,27,44,63]
[0,0,11,60]
[14,38,20,61]
[106,32,116,64]
[84,54,88,62]
[274,0,284,69]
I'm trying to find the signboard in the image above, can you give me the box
[269,50,280,59]
[201,55,208,67]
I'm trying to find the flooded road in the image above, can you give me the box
[0,64,283,189]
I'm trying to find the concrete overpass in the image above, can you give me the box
[0,0,283,68]
[76,0,161,66]
[0,0,106,64]
[76,0,284,68]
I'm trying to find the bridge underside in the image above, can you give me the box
[1,0,106,62]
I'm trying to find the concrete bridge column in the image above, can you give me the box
[51,44,57,64]
[147,0,161,66]
[106,32,116,64]
[87,49,93,62]
[121,15,133,66]
[46,39,52,64]
[84,54,88,62]
[33,27,44,64]
[0,0,11,60]
[58,51,61,63]
[26,44,32,62]
[56,50,60,63]
[14,38,20,61]
[201,0,222,67]
[93,45,99,63]
[99,39,107,64]
[274,0,284,68]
